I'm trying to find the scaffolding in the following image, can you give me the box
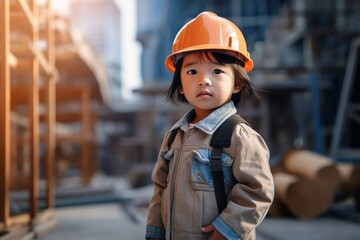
[0,0,56,238]
[1,0,110,238]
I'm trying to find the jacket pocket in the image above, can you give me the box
[191,149,234,192]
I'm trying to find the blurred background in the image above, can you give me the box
[1,0,360,239]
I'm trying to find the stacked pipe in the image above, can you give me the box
[336,163,360,211]
[269,149,359,219]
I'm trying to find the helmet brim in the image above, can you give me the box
[165,46,253,73]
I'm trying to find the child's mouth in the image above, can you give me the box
[197,90,212,97]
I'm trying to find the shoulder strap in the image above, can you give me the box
[210,114,247,214]
[167,129,178,150]
[210,114,247,148]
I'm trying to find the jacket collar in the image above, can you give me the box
[170,101,237,135]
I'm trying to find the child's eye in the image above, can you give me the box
[213,69,223,74]
[187,69,197,75]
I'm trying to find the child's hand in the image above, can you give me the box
[201,224,226,240]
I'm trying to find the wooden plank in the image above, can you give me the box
[29,0,39,220]
[16,0,34,30]
[81,85,92,185]
[11,85,86,107]
[28,43,54,76]
[10,42,59,79]
[0,0,10,229]
[44,0,56,209]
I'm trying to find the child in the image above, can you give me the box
[146,11,274,240]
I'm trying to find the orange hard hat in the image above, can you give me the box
[165,11,253,73]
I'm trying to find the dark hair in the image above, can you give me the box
[166,51,258,106]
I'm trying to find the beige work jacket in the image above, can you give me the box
[146,102,274,240]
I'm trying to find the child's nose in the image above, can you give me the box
[197,77,211,87]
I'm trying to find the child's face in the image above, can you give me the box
[180,52,241,120]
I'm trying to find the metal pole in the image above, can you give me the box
[330,38,360,157]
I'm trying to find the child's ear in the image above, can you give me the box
[233,80,244,93]
[233,85,242,93]
[179,87,184,94]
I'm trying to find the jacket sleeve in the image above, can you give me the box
[213,124,274,240]
[145,132,171,240]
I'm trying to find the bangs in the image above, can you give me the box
[192,51,245,68]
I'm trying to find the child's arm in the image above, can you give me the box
[145,133,172,240]
[213,125,274,240]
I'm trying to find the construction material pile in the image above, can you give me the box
[269,149,360,219]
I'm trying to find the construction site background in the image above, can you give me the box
[1,0,360,239]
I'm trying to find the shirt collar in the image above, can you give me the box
[170,101,237,135]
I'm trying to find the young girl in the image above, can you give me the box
[146,11,274,240]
